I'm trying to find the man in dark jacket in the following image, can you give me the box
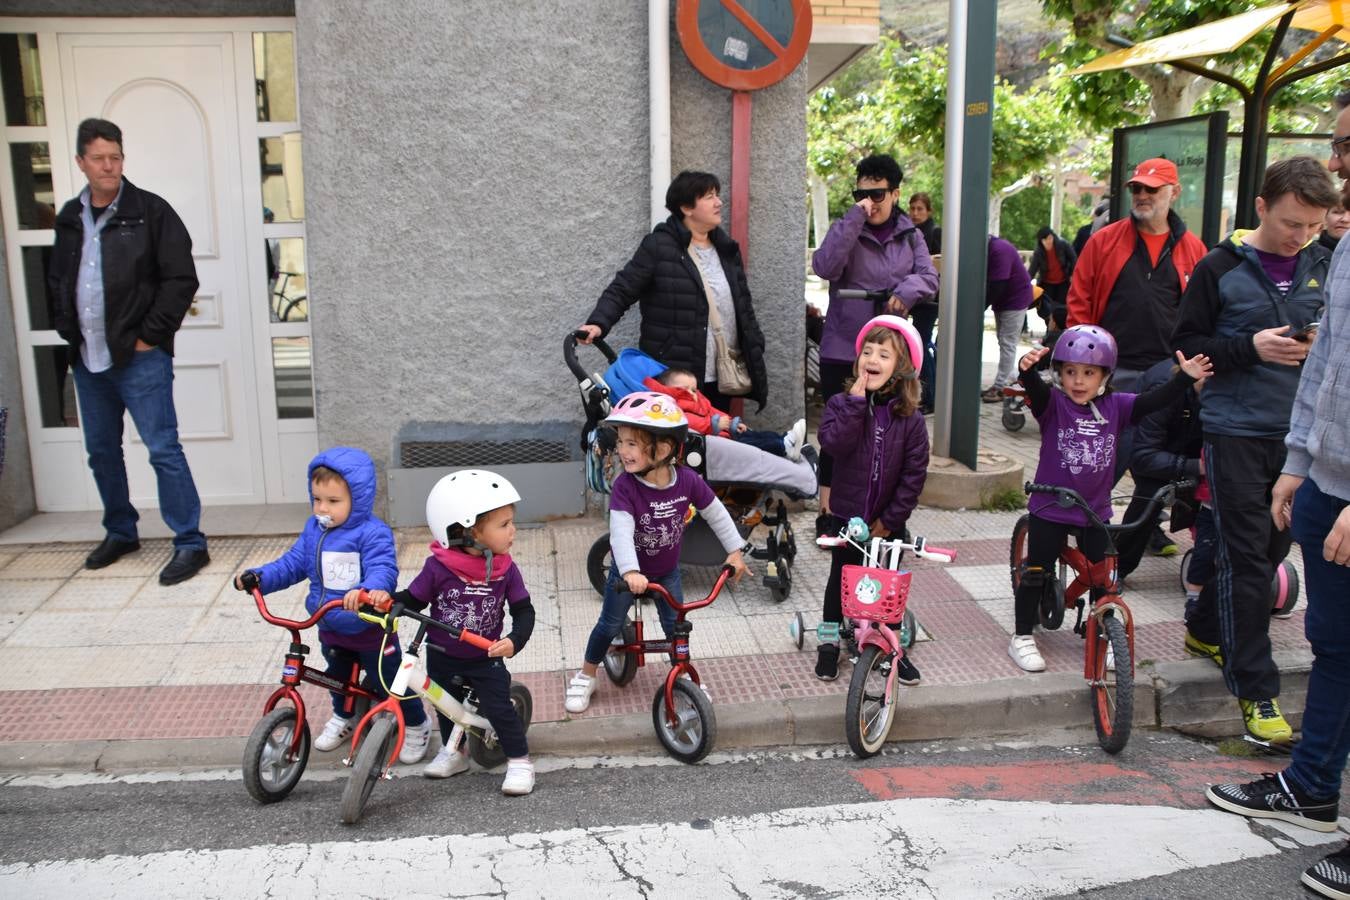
[48,118,209,585]
[1172,155,1338,745]
[1027,226,1076,331]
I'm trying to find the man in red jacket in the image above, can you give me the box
[1067,157,1208,553]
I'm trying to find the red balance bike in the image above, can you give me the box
[601,565,736,763]
[241,571,380,804]
[1011,479,1194,754]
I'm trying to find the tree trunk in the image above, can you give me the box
[989,173,1039,237]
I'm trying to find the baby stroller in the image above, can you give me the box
[564,332,815,602]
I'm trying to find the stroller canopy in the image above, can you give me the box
[604,347,667,400]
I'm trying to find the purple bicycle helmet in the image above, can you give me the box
[1051,324,1118,370]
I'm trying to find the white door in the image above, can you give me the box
[57,31,264,505]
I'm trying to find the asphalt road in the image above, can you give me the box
[0,730,1340,898]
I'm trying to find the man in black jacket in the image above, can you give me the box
[48,118,209,585]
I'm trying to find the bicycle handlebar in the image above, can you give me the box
[616,564,736,613]
[354,590,494,651]
[1024,479,1197,535]
[563,330,617,381]
[815,533,957,563]
[250,588,347,632]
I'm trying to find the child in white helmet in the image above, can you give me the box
[352,469,536,796]
[564,391,749,714]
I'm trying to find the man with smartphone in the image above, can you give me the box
[1173,155,1335,746]
[1205,92,1350,900]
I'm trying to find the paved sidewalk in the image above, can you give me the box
[0,330,1313,771]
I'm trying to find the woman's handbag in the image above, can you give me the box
[696,254,753,396]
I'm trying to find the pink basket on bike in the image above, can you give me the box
[840,565,911,624]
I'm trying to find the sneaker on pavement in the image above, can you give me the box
[1184,630,1224,668]
[564,672,597,714]
[1305,843,1350,899]
[399,718,432,764]
[1008,634,1045,672]
[980,385,1003,404]
[314,715,354,752]
[1240,697,1294,744]
[1205,771,1338,832]
[895,652,921,686]
[502,758,535,796]
[424,745,470,779]
[815,644,840,681]
[1148,526,1178,557]
[783,418,807,462]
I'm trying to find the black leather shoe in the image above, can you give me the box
[159,548,210,586]
[85,537,141,569]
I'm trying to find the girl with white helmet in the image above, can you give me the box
[815,315,931,683]
[564,391,748,714]
[348,469,537,795]
[1008,326,1212,673]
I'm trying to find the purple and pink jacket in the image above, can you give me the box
[818,391,930,533]
[811,206,939,364]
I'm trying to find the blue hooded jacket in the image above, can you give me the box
[254,447,398,637]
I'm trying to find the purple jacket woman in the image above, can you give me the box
[811,205,939,365]
[817,391,930,533]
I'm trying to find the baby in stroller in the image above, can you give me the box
[646,368,808,463]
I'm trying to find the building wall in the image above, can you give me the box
[296,1,806,503]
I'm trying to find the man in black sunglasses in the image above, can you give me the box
[810,154,938,540]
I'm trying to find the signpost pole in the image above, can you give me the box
[731,90,752,264]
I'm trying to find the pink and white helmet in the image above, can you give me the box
[855,315,925,373]
[603,391,689,443]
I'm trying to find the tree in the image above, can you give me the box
[807,39,1080,232]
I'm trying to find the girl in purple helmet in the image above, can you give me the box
[564,391,749,713]
[815,315,931,683]
[1009,324,1213,672]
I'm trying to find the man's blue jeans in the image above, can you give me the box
[1286,478,1350,800]
[72,348,206,550]
[583,566,682,666]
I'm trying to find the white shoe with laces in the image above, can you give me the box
[783,419,807,462]
[1009,635,1046,672]
[399,718,433,764]
[564,672,597,713]
[424,745,470,778]
[502,758,535,796]
[313,715,354,751]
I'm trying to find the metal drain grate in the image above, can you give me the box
[400,438,571,468]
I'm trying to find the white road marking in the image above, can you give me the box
[0,797,1319,899]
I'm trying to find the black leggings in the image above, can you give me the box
[1014,514,1107,635]
[425,651,528,758]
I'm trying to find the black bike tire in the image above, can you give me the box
[844,645,897,759]
[1092,615,1134,755]
[651,679,716,764]
[242,707,311,804]
[467,682,534,769]
[339,714,396,825]
[602,620,639,686]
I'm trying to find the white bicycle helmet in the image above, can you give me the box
[426,469,522,548]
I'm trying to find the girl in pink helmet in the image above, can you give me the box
[1009,325,1213,672]
[564,391,749,713]
[814,315,930,683]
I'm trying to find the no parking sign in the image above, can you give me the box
[676,0,813,91]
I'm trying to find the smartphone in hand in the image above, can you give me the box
[1292,321,1320,343]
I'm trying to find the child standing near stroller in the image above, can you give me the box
[565,391,749,713]
[1009,325,1212,672]
[815,316,930,683]
[646,367,808,460]
[351,469,537,795]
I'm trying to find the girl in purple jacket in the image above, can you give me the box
[815,316,931,682]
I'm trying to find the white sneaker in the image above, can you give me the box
[1009,635,1046,673]
[424,745,469,778]
[564,672,597,713]
[783,418,807,462]
[314,715,354,751]
[502,758,535,796]
[399,718,432,764]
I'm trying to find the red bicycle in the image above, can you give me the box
[241,571,379,804]
[601,564,736,763]
[1010,479,1194,753]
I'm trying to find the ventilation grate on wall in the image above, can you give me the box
[400,439,571,469]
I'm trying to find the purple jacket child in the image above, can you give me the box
[811,205,939,364]
[818,391,930,533]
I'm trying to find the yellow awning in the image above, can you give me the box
[1070,2,1298,75]
[1292,0,1350,33]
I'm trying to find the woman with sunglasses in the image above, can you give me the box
[809,154,939,539]
[575,170,768,415]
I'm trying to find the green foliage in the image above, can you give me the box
[808,39,1080,220]
[981,486,1028,512]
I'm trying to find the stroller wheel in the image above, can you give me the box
[586,535,612,598]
